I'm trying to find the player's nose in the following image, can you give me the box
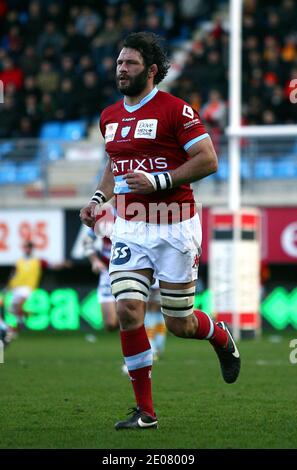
[118,62,128,73]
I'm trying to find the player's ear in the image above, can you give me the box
[148,64,158,78]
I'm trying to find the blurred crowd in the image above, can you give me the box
[0,0,296,140]
[173,0,297,140]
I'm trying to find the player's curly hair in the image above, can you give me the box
[122,32,170,84]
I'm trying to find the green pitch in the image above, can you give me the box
[0,330,296,449]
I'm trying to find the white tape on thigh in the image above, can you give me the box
[110,271,151,302]
[160,287,195,317]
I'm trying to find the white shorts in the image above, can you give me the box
[109,214,202,283]
[97,269,114,303]
[11,287,32,305]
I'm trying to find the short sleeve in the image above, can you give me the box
[173,99,209,151]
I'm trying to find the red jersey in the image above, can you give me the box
[99,88,209,222]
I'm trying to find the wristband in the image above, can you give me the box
[90,190,107,206]
[154,172,173,191]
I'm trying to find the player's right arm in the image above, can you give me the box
[82,229,106,273]
[79,161,114,227]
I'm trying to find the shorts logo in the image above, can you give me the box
[134,119,158,139]
[121,126,131,138]
[105,123,118,143]
[182,105,194,119]
[111,242,131,264]
[192,253,199,269]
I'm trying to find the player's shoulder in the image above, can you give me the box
[157,91,198,124]
[157,91,195,116]
[157,90,191,108]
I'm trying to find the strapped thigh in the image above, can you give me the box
[160,286,195,317]
[110,271,151,302]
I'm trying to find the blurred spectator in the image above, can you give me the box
[60,55,77,83]
[46,2,65,30]
[261,109,276,125]
[63,22,89,59]
[56,78,78,121]
[0,95,19,138]
[19,46,40,76]
[40,93,57,122]
[37,21,65,58]
[15,116,38,138]
[36,61,59,94]
[91,18,121,65]
[75,6,101,37]
[4,25,23,58]
[0,56,23,89]
[201,89,227,131]
[162,1,181,40]
[23,94,41,134]
[189,91,202,113]
[24,1,44,44]
[77,71,102,121]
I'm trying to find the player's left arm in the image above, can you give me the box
[169,136,218,187]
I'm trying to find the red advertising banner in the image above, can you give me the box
[261,207,297,263]
[200,207,297,264]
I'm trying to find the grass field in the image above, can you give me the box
[0,330,297,449]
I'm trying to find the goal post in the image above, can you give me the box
[209,0,297,340]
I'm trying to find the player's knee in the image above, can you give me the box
[116,299,144,329]
[110,271,150,329]
[165,315,196,338]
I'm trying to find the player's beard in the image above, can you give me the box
[116,67,149,97]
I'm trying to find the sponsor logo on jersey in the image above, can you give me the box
[134,119,158,139]
[122,117,136,121]
[184,118,200,129]
[111,242,131,264]
[105,123,118,143]
[121,126,131,138]
[112,156,167,173]
[182,105,194,119]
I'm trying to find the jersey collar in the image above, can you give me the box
[123,87,158,113]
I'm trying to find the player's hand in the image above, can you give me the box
[123,172,155,194]
[79,202,98,227]
[91,258,106,274]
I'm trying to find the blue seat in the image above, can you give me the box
[46,143,63,161]
[0,142,14,160]
[60,120,87,140]
[40,122,62,140]
[0,162,17,184]
[216,159,229,180]
[241,157,252,179]
[274,158,297,178]
[16,162,41,184]
[254,158,274,179]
